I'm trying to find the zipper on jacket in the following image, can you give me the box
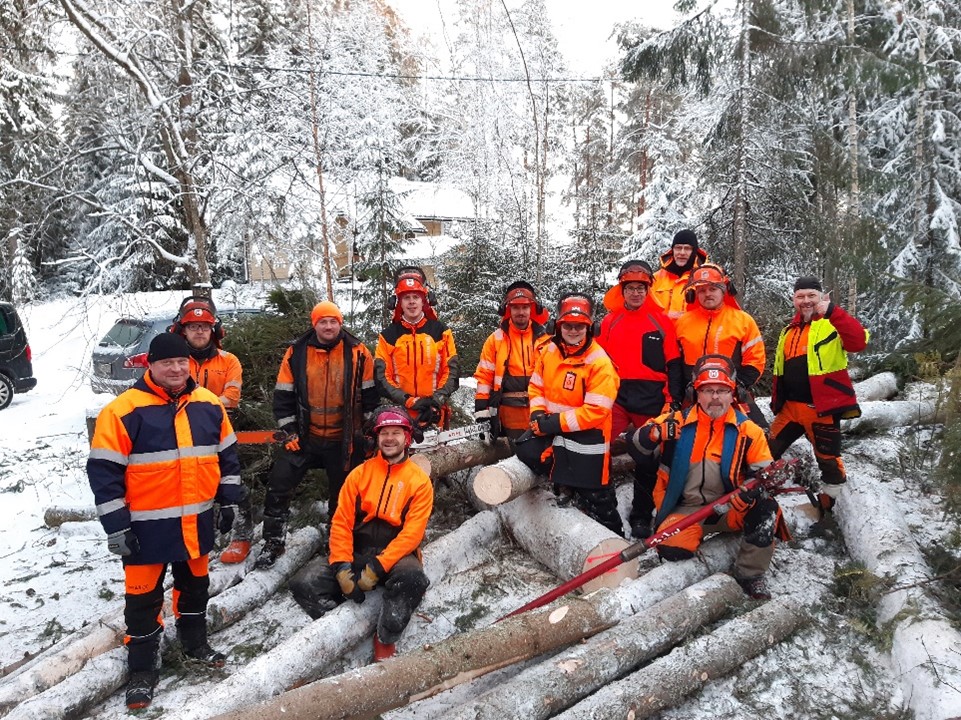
[376,464,393,517]
[697,418,716,505]
[701,315,714,357]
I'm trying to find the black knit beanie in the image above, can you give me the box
[793,276,823,292]
[147,332,190,362]
[672,229,698,251]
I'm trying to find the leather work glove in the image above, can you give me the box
[284,433,301,452]
[107,528,140,557]
[356,558,385,592]
[531,411,561,437]
[333,562,365,603]
[218,505,236,535]
[729,485,762,514]
[431,391,448,407]
[410,396,433,413]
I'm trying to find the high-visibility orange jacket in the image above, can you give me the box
[375,316,459,411]
[643,405,772,526]
[529,338,620,488]
[87,372,242,565]
[674,303,766,388]
[650,247,708,320]
[474,319,551,431]
[328,452,433,573]
[190,349,242,409]
[274,328,378,460]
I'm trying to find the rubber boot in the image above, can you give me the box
[373,635,396,662]
[219,540,251,564]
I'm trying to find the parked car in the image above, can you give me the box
[0,302,38,410]
[90,307,262,395]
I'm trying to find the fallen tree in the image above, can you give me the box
[842,398,944,434]
[553,595,810,719]
[179,511,503,720]
[443,573,744,720]
[410,438,513,479]
[497,488,635,593]
[837,470,961,720]
[853,371,898,401]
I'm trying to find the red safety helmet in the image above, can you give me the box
[617,260,654,286]
[179,300,216,325]
[372,406,414,446]
[556,293,594,326]
[692,354,737,390]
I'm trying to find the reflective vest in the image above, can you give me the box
[528,339,619,488]
[328,453,433,573]
[771,306,869,419]
[87,373,242,565]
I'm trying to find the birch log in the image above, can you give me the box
[181,511,503,720]
[553,596,810,720]
[853,371,898,401]
[211,588,622,720]
[445,574,744,720]
[837,470,961,720]
[842,399,943,433]
[410,438,513,479]
[497,488,634,593]
[472,455,542,506]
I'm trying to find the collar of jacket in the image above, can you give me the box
[658,246,708,275]
[401,315,428,331]
[189,343,217,362]
[139,371,197,401]
[306,328,345,351]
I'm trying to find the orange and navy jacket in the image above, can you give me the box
[529,338,620,489]
[375,316,459,408]
[473,318,551,428]
[190,349,242,409]
[274,328,378,463]
[674,302,766,389]
[597,291,684,416]
[328,452,433,573]
[771,304,869,419]
[639,405,771,527]
[87,373,241,565]
[650,247,708,320]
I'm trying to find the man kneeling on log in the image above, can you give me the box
[288,406,433,661]
[627,355,789,600]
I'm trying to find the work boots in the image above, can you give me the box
[254,517,287,570]
[177,618,227,668]
[736,575,772,601]
[373,636,396,662]
[220,540,251,564]
[125,669,160,710]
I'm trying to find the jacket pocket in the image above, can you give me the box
[641,332,666,372]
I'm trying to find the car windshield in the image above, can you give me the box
[100,320,147,348]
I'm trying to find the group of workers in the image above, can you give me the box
[87,232,868,710]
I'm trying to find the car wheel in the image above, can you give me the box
[0,374,13,410]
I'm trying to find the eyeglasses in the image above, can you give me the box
[698,387,733,397]
[184,323,212,332]
[622,284,649,293]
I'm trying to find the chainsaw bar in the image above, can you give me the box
[411,421,491,450]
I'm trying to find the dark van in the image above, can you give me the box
[0,302,38,410]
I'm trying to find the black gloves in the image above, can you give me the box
[410,397,442,425]
[669,400,683,412]
[531,411,561,437]
[333,562,365,603]
[357,558,385,592]
[107,528,139,557]
[729,485,762,513]
[218,505,236,535]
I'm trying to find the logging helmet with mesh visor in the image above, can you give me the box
[617,260,654,286]
[556,294,594,326]
[372,406,414,446]
[692,354,737,391]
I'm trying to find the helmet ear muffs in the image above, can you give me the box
[685,288,696,304]
[387,295,397,311]
[591,320,601,337]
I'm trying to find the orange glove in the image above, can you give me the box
[284,433,301,452]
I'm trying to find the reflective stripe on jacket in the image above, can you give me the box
[650,405,771,527]
[87,373,241,565]
[190,349,242,409]
[674,303,766,388]
[328,453,433,573]
[375,316,459,406]
[274,329,378,461]
[474,319,550,413]
[528,338,620,488]
[771,304,869,419]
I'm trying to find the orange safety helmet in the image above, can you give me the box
[617,260,654,286]
[692,354,737,390]
[556,293,594,326]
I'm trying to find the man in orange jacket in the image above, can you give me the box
[596,260,684,539]
[172,297,251,563]
[287,406,433,661]
[650,229,708,320]
[375,267,459,429]
[474,281,551,440]
[627,355,787,600]
[88,332,241,710]
[515,293,622,536]
[255,301,379,570]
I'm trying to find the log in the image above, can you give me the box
[472,455,541,506]
[410,438,513,480]
[42,506,96,528]
[497,488,634,593]
[842,399,943,433]
[853,371,898,401]
[180,511,503,720]
[443,574,744,720]
[553,595,810,719]
[211,587,622,720]
[0,527,319,720]
[837,468,961,720]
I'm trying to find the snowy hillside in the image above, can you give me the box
[1,294,960,720]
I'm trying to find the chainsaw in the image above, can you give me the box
[410,421,492,450]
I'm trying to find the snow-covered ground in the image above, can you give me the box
[1,292,959,719]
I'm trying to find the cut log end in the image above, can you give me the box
[582,538,638,593]
[473,466,514,505]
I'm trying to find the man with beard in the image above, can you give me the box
[286,406,432,662]
[650,229,708,320]
[769,277,869,515]
[627,355,787,599]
